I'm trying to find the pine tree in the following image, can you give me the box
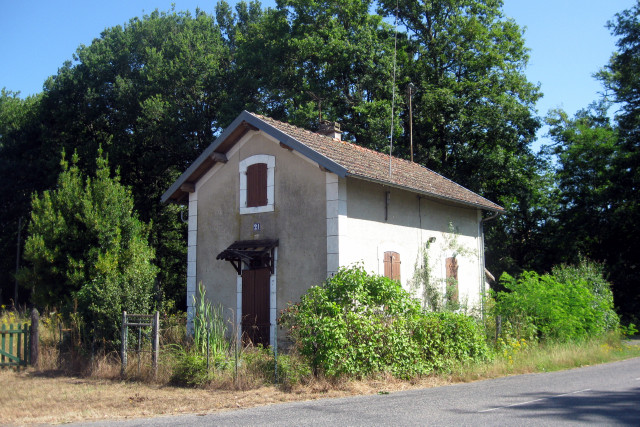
[22,148,157,345]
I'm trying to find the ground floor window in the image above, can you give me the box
[384,251,401,282]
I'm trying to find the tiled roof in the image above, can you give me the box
[248,112,503,212]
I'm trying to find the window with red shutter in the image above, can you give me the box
[246,163,267,207]
[384,251,401,282]
[239,155,274,214]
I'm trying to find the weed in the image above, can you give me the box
[169,345,211,387]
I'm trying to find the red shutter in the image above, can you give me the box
[446,257,459,303]
[384,251,401,282]
[246,163,267,207]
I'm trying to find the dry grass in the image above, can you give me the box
[0,368,452,426]
[4,309,640,427]
[2,337,639,426]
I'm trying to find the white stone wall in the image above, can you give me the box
[339,177,483,311]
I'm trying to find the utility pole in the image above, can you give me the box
[406,82,416,162]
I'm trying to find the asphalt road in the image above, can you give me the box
[83,357,640,426]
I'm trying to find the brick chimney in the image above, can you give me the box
[318,120,341,140]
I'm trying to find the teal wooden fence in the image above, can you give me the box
[0,322,29,368]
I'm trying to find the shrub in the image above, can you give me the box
[169,346,211,387]
[551,259,619,332]
[275,352,313,388]
[279,265,490,378]
[241,346,312,388]
[493,259,619,343]
[412,312,491,372]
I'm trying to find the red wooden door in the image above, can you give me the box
[241,268,270,347]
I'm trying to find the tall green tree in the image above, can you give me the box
[225,0,400,147]
[601,4,640,320]
[485,156,561,279]
[21,149,157,344]
[34,9,232,309]
[599,3,640,288]
[375,0,545,278]
[546,102,618,258]
[377,0,541,189]
[0,90,49,306]
[545,1,640,320]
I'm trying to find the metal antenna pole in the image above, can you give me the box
[407,83,416,162]
[307,91,324,123]
[389,0,399,179]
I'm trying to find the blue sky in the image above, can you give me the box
[0,0,635,138]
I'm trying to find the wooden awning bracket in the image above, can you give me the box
[216,239,279,274]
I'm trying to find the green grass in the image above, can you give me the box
[450,333,640,382]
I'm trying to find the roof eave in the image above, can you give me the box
[243,113,348,178]
[161,112,253,204]
[161,111,348,204]
[347,173,504,213]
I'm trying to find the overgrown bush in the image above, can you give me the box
[413,312,492,371]
[493,259,619,343]
[169,284,231,386]
[279,265,490,378]
[551,259,619,332]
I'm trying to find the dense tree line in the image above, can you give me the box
[545,2,640,321]
[1,0,637,322]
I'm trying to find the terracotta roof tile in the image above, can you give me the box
[249,112,503,212]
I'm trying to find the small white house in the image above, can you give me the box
[162,111,503,346]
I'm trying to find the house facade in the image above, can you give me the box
[162,111,503,347]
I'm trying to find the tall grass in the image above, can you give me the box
[451,332,640,382]
[0,306,29,325]
[192,282,227,362]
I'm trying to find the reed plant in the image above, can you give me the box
[192,282,228,364]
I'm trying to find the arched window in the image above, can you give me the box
[239,155,275,214]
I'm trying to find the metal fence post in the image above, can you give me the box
[153,311,159,379]
[121,311,127,377]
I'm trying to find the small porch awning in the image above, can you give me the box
[216,239,279,275]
